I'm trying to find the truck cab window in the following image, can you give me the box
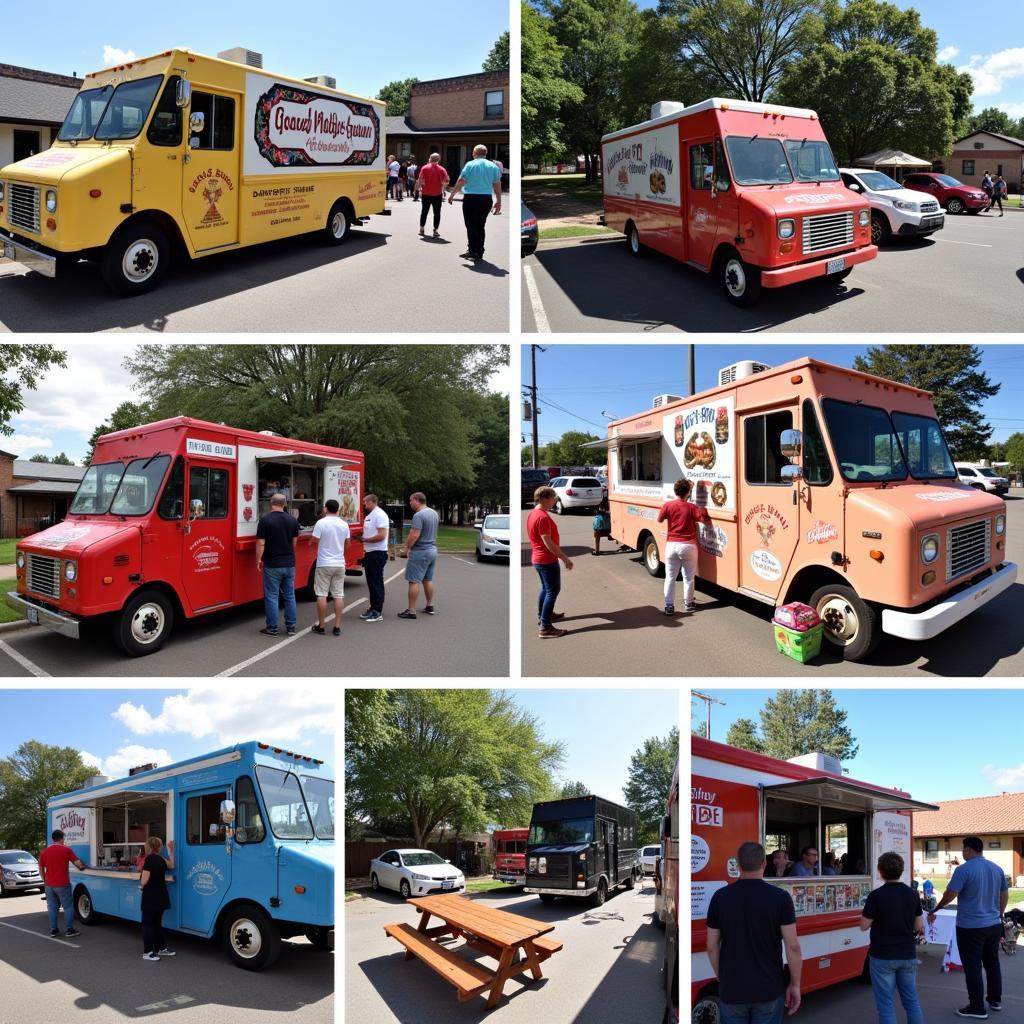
[234,775,266,844]
[744,411,793,485]
[186,792,229,845]
[96,75,163,141]
[188,466,230,519]
[157,456,185,520]
[801,399,833,485]
[713,138,731,192]
[110,455,172,516]
[190,92,235,150]
[822,399,908,483]
[147,77,183,147]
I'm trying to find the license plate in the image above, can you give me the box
[826,257,846,275]
[26,606,39,624]
[442,879,454,889]
[3,241,14,261]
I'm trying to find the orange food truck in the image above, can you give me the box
[601,357,1016,660]
[601,98,877,305]
[691,736,938,1023]
[6,417,364,655]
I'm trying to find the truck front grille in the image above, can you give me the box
[947,520,990,582]
[539,854,571,882]
[802,211,853,254]
[8,183,40,233]
[26,553,60,598]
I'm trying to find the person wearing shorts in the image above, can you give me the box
[310,498,350,636]
[398,492,439,619]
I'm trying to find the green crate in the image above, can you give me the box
[773,622,823,664]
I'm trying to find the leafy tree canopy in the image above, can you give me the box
[376,78,419,117]
[544,430,606,467]
[558,779,591,798]
[483,31,510,70]
[623,727,678,844]
[0,345,66,436]
[523,2,584,157]
[725,690,858,761]
[1004,432,1024,474]
[24,452,75,465]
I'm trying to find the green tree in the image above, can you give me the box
[623,727,679,844]
[0,742,93,853]
[1004,432,1024,477]
[345,689,563,847]
[558,779,591,798]
[85,400,154,463]
[967,107,1016,137]
[692,720,708,738]
[483,30,510,70]
[375,77,419,117]
[546,430,605,467]
[852,345,999,459]
[725,690,858,761]
[0,345,66,436]
[24,452,75,465]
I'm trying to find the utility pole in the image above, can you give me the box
[692,689,725,740]
[531,344,541,468]
[687,344,696,396]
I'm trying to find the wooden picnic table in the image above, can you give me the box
[384,892,563,1009]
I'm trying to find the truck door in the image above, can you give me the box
[738,407,801,598]
[179,786,233,933]
[600,819,614,883]
[182,461,234,611]
[181,88,241,252]
[686,140,717,268]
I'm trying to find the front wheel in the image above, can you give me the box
[221,903,282,971]
[946,197,965,214]
[693,994,724,1024]
[101,222,168,295]
[113,589,174,657]
[325,202,351,245]
[399,879,412,900]
[720,252,762,307]
[810,583,881,662]
[590,878,608,908]
[538,893,557,904]
[643,535,665,578]
[304,926,332,950]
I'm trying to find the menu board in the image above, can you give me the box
[773,879,872,916]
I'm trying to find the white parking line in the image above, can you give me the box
[933,238,993,248]
[523,263,551,333]
[0,638,50,677]
[0,919,79,948]
[452,556,477,567]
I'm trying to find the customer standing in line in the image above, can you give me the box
[657,478,709,615]
[447,144,502,261]
[309,498,350,636]
[527,486,574,638]
[38,829,87,938]
[139,837,175,961]
[397,492,439,619]
[991,175,1006,216]
[360,493,391,622]
[256,492,300,636]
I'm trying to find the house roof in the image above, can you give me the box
[6,480,81,496]
[0,64,81,126]
[12,460,85,483]
[952,129,1024,149]
[913,791,1024,837]
[385,115,508,137]
[0,448,18,460]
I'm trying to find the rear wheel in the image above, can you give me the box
[113,589,174,657]
[693,994,723,1024]
[643,535,665,578]
[221,903,282,971]
[554,499,565,515]
[720,250,762,306]
[627,221,644,258]
[946,197,964,214]
[74,886,99,925]
[325,201,351,245]
[304,926,332,950]
[870,212,891,245]
[101,222,168,295]
[810,583,881,662]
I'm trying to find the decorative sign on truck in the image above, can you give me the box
[603,123,681,206]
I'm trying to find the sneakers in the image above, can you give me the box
[397,609,417,620]
[957,1008,989,1019]
[684,602,696,613]
[332,626,341,636]
[538,626,567,638]
[65,929,81,937]
[311,624,326,635]
[537,611,565,627]
[433,229,440,237]
[988,1002,1002,1012]
[157,948,176,956]
[418,226,424,235]
[365,611,382,623]
[424,605,435,615]
[459,251,474,259]
[50,929,59,937]
[142,952,160,961]
[286,627,297,636]
[259,627,278,636]
[663,605,675,616]
[359,609,374,619]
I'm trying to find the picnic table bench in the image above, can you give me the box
[384,893,563,1008]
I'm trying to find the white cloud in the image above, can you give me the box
[958,47,1024,98]
[103,46,138,66]
[488,363,511,396]
[79,744,174,779]
[938,46,960,62]
[1,433,55,456]
[981,762,1024,789]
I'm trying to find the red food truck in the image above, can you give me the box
[6,417,365,655]
[601,98,877,305]
[491,827,529,887]
[691,736,937,1024]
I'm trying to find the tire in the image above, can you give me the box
[476,550,485,562]
[113,589,174,657]
[538,893,556,904]
[101,222,168,295]
[74,885,99,925]
[399,879,412,900]
[946,197,964,215]
[627,221,644,258]
[624,870,635,890]
[971,483,986,491]
[304,925,332,950]
[810,583,881,662]
[324,201,351,245]
[693,994,723,1024]
[554,499,565,515]
[370,873,381,893]
[0,879,6,897]
[870,213,891,246]
[221,903,282,971]
[643,535,665,578]
[720,250,762,307]
[590,878,608,908]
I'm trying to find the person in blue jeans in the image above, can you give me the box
[256,492,300,636]
[859,851,925,1024]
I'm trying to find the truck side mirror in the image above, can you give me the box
[780,428,802,461]
[781,464,803,484]
[175,79,191,109]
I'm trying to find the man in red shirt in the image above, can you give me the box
[417,152,450,238]
[38,829,87,937]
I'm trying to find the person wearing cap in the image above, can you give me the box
[38,829,88,938]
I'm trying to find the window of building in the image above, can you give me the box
[484,89,504,118]
[190,92,235,150]
[924,840,938,862]
[744,410,794,485]
[188,466,230,519]
[963,159,975,176]
[690,143,713,190]
[186,792,229,845]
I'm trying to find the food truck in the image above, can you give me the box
[0,48,386,294]
[47,740,333,970]
[524,794,642,907]
[491,827,529,886]
[655,758,680,1024]
[6,417,365,655]
[691,737,938,1023]
[601,357,1016,660]
[600,98,876,305]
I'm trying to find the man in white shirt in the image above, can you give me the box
[310,498,350,636]
[360,493,391,623]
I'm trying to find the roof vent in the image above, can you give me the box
[304,75,336,89]
[719,360,771,386]
[217,47,263,68]
[787,752,843,775]
[651,101,687,119]
[257,429,283,437]
[652,393,684,408]
[128,763,157,776]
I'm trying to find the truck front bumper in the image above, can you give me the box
[761,244,877,288]
[882,561,1017,641]
[4,592,81,638]
[1,232,57,278]
[493,872,525,885]
[524,884,596,896]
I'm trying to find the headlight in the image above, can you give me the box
[539,857,547,874]
[64,560,77,582]
[777,218,795,239]
[995,514,1005,536]
[858,209,870,227]
[45,189,58,214]
[921,534,939,564]
[892,200,919,211]
[0,180,5,202]
[528,857,537,872]
[16,550,25,569]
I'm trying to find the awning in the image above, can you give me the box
[589,428,664,450]
[254,451,356,467]
[763,777,938,813]
[579,438,612,450]
[855,149,932,169]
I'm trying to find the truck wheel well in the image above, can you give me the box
[694,980,719,1002]
[123,581,185,621]
[216,897,273,934]
[712,242,738,272]
[331,196,356,224]
[111,211,188,261]
[635,529,652,554]
[785,565,850,605]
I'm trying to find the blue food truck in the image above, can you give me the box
[47,740,333,970]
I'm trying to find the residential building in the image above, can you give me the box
[0,63,81,168]
[0,451,85,537]
[948,130,1024,193]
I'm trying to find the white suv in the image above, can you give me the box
[839,168,944,245]
[548,476,604,514]
[955,463,1009,496]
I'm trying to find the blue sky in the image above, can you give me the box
[513,688,679,804]
[0,687,335,780]
[692,688,1024,803]
[4,1,508,99]
[521,343,1024,447]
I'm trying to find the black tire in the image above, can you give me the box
[946,197,964,215]
[101,222,168,295]
[74,885,99,925]
[113,589,174,657]
[810,583,881,662]
[719,250,762,307]
[399,879,412,900]
[693,994,723,1024]
[370,873,381,893]
[624,870,635,890]
[971,483,986,491]
[538,893,556,904]
[476,550,485,562]
[643,535,665,578]
[627,221,644,258]
[590,878,608,908]
[325,201,351,245]
[303,925,332,950]
[0,879,6,897]
[221,903,282,971]
[554,499,565,515]
[870,213,891,246]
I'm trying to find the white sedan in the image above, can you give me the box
[476,514,511,561]
[369,848,466,900]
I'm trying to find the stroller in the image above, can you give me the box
[1001,908,1024,955]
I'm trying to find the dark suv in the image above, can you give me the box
[902,173,990,215]
[521,467,550,506]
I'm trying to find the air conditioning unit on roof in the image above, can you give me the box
[652,393,684,408]
[787,752,842,775]
[719,361,771,386]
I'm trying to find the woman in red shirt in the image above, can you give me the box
[526,486,574,637]
[657,478,709,615]
[417,152,450,238]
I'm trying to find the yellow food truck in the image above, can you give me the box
[0,49,386,294]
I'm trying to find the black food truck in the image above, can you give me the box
[524,794,642,907]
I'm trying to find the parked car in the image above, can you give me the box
[521,467,550,507]
[521,201,539,257]
[839,168,945,244]
[0,850,44,895]
[901,172,990,214]
[476,514,511,561]
[640,844,661,876]
[369,849,466,900]
[548,476,604,514]
[955,462,1009,495]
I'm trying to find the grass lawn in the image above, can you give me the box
[523,173,603,202]
[466,879,511,893]
[0,538,17,565]
[0,580,24,623]
[924,877,1024,908]
[432,525,480,553]
[540,225,616,240]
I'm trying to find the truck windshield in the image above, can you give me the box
[822,399,908,482]
[299,775,335,839]
[255,765,314,840]
[890,412,957,479]
[110,455,172,515]
[70,462,126,513]
[528,817,594,844]
[58,75,163,142]
[784,139,840,182]
[724,137,793,185]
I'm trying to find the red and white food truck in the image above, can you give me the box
[6,416,365,655]
[601,356,1016,660]
[601,98,877,305]
[691,736,938,1023]
[491,827,529,886]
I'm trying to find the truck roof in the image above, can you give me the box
[530,794,634,816]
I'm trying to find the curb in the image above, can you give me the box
[0,618,31,635]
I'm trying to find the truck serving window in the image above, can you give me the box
[255,766,314,840]
[801,399,833,485]
[95,75,163,141]
[724,137,793,185]
[70,462,124,514]
[744,411,793,485]
[822,399,908,483]
[528,818,594,844]
[784,139,840,182]
[618,439,661,482]
[110,455,171,516]
[890,412,956,480]
[765,795,867,878]
[300,775,335,840]
[234,775,266,845]
[190,92,235,150]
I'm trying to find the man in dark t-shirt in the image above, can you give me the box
[706,841,803,1024]
[256,493,300,636]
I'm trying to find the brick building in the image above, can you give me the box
[0,451,85,537]
[386,70,509,185]
[0,64,82,168]
[947,130,1024,193]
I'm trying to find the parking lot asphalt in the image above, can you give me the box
[0,889,332,1024]
[345,880,668,1024]
[521,492,1023,678]
[0,194,509,333]
[521,207,1022,333]
[0,554,508,678]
